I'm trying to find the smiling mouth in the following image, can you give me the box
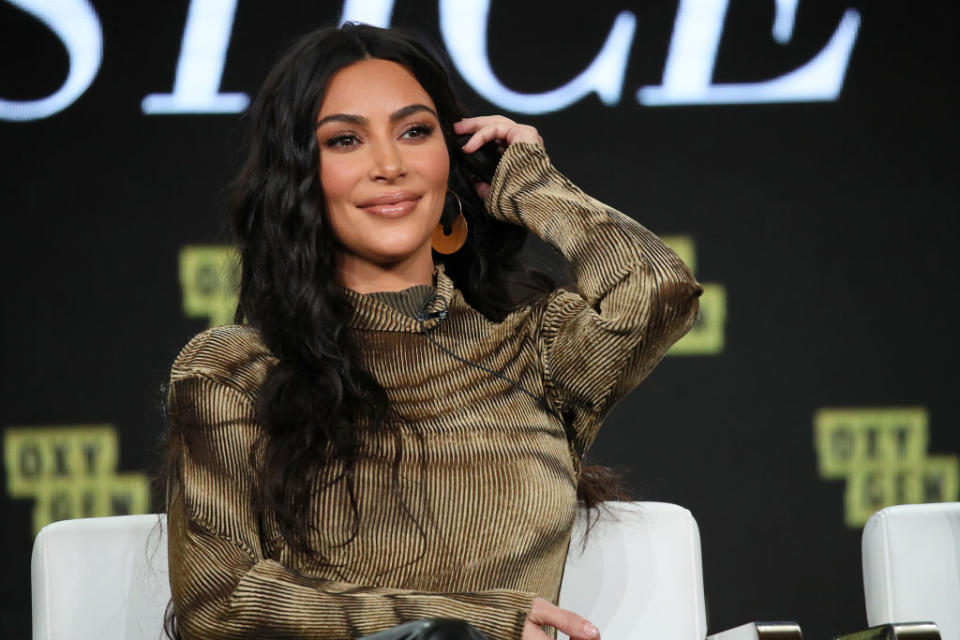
[357,193,422,218]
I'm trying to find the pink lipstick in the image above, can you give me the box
[357,191,422,217]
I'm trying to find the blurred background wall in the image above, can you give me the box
[2,0,957,637]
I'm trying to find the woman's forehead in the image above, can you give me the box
[318,58,436,119]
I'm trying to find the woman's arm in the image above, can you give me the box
[165,330,537,640]
[459,119,702,456]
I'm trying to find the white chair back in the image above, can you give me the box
[32,502,708,639]
[558,501,708,639]
[862,502,960,640]
[31,514,170,640]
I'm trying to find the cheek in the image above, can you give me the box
[318,155,363,245]
[419,145,450,192]
[319,155,356,206]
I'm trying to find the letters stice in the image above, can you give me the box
[1,0,861,122]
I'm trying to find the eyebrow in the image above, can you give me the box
[315,103,437,129]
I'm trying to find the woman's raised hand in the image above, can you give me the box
[522,597,601,640]
[454,116,543,199]
[454,115,544,154]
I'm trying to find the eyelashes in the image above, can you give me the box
[322,123,436,150]
[402,124,434,140]
[323,133,359,149]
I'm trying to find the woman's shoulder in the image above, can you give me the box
[170,324,275,395]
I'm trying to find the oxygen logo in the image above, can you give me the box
[814,408,959,527]
[3,425,151,534]
[180,245,240,328]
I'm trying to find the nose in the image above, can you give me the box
[369,139,407,182]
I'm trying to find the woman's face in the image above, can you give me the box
[315,58,450,288]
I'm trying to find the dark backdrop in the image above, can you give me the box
[2,1,958,638]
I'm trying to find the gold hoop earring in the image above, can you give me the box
[431,191,468,254]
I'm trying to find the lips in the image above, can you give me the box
[356,191,420,207]
[356,191,422,218]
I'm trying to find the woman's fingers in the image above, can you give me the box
[521,620,554,640]
[459,122,514,153]
[454,116,543,153]
[542,608,600,640]
[453,115,508,133]
[525,597,600,640]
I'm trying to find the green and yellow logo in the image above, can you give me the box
[815,407,959,527]
[3,425,151,534]
[662,235,726,355]
[180,245,240,328]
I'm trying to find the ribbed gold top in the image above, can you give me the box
[165,143,703,639]
[366,285,435,318]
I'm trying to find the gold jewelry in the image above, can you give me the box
[431,191,468,254]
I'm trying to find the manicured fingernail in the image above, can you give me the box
[583,622,599,637]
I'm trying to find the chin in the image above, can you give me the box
[370,237,433,259]
[364,246,429,265]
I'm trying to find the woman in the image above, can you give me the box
[163,22,702,640]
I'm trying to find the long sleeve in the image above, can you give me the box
[166,332,535,640]
[485,142,703,455]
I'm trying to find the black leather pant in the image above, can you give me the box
[359,618,489,639]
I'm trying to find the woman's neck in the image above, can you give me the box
[337,249,435,294]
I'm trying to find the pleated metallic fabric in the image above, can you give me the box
[165,142,703,639]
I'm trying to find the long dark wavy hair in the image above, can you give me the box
[161,23,625,635]
[224,20,624,557]
[231,21,549,556]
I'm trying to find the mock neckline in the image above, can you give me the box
[340,263,455,332]
[365,284,435,319]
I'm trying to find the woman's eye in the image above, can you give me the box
[403,124,434,140]
[324,134,359,149]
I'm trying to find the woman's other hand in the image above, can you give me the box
[454,115,544,154]
[522,597,600,640]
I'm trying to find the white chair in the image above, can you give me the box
[559,502,799,640]
[32,504,799,639]
[559,502,705,639]
[861,502,960,640]
[31,514,170,640]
